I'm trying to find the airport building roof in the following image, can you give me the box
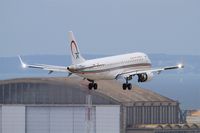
[0,77,176,105]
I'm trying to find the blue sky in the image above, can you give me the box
[0,0,200,57]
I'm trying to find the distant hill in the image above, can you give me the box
[0,54,200,109]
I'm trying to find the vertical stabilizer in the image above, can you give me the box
[68,31,85,64]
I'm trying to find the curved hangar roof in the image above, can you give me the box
[0,77,175,105]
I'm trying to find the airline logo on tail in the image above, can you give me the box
[71,40,80,59]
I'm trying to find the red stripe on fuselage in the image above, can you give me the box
[69,63,151,74]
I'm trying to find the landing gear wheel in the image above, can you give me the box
[88,82,98,90]
[93,83,98,90]
[88,83,93,90]
[122,84,127,90]
[122,77,133,90]
[127,83,132,90]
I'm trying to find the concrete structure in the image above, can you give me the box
[0,77,199,133]
[127,124,200,133]
[186,110,200,124]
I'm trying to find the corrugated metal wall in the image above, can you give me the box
[126,102,179,126]
[26,106,96,133]
[96,106,120,133]
[0,105,120,133]
[2,106,25,133]
[0,83,118,105]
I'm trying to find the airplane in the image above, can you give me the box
[19,31,184,90]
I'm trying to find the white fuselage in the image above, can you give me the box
[68,52,152,80]
[19,31,184,90]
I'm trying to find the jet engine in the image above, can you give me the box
[137,72,153,82]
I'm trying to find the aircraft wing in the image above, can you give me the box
[116,64,184,79]
[18,56,69,73]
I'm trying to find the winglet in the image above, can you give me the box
[18,55,27,68]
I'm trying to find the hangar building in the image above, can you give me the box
[0,77,199,133]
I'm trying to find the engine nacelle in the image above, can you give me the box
[137,72,154,82]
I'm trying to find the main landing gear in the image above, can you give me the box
[88,80,98,90]
[122,77,132,90]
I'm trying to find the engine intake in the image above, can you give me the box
[137,72,153,82]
